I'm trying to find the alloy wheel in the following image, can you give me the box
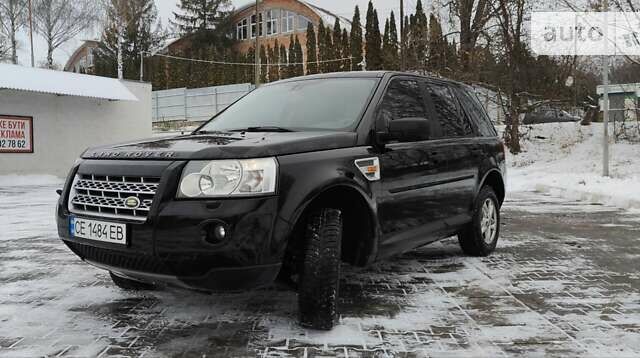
[480,198,497,244]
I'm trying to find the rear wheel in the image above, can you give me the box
[109,272,156,291]
[458,186,500,256]
[298,208,342,330]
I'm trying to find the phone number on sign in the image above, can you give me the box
[0,139,28,148]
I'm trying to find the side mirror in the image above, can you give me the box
[386,117,431,142]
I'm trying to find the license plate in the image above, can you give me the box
[69,217,127,245]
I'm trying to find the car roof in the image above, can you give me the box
[269,71,466,87]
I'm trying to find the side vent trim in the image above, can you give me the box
[354,157,381,181]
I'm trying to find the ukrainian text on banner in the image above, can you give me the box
[0,115,33,153]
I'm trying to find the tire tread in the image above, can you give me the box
[298,208,342,330]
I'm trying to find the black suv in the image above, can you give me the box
[57,72,506,330]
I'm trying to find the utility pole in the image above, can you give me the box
[28,0,34,67]
[140,51,144,82]
[400,0,405,71]
[254,0,261,87]
[602,0,610,177]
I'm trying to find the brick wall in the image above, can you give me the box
[232,0,324,62]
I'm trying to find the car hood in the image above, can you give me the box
[82,131,358,160]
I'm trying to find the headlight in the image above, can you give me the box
[178,158,278,198]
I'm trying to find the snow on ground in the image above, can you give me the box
[2,183,639,356]
[506,122,640,209]
[0,174,62,187]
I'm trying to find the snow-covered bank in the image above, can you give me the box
[507,122,640,209]
[0,174,63,187]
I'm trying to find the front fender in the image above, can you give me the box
[271,146,381,260]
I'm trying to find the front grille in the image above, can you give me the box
[68,174,160,221]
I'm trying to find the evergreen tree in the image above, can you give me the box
[305,22,318,75]
[245,47,255,83]
[329,18,342,72]
[268,43,279,81]
[365,3,382,70]
[171,0,232,34]
[279,43,288,79]
[341,29,350,72]
[317,19,327,73]
[322,22,333,72]
[350,5,363,71]
[260,44,268,83]
[428,13,446,73]
[446,39,459,74]
[388,11,399,68]
[409,0,428,72]
[294,36,304,76]
[405,14,416,70]
[288,35,296,77]
[382,18,390,68]
[382,12,400,71]
[192,48,208,87]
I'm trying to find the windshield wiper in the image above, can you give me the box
[192,130,234,135]
[228,126,295,133]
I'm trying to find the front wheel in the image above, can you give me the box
[458,186,501,256]
[298,208,342,330]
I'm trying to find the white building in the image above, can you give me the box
[597,83,639,123]
[0,64,152,177]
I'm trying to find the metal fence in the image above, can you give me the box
[152,83,254,123]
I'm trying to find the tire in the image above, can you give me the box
[458,186,501,257]
[109,272,156,291]
[298,208,342,330]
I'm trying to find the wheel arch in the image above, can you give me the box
[286,182,379,268]
[479,169,505,206]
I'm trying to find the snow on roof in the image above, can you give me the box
[301,1,352,32]
[0,64,138,101]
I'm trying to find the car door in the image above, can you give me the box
[375,77,456,256]
[422,81,478,225]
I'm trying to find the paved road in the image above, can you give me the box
[0,184,639,357]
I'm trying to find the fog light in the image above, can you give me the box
[202,222,228,245]
[214,225,226,240]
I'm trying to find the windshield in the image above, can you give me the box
[199,78,379,132]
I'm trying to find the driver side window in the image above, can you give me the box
[379,79,427,122]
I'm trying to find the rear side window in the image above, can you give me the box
[378,79,427,121]
[424,83,474,139]
[456,87,498,137]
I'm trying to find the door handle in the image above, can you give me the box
[470,148,483,157]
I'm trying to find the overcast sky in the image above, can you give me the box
[15,0,412,68]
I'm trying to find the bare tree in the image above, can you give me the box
[0,0,27,64]
[0,33,10,61]
[493,0,528,153]
[33,0,98,68]
[450,0,495,76]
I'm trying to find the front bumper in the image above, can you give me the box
[56,160,289,291]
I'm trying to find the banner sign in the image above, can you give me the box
[0,115,33,153]
[531,12,640,56]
